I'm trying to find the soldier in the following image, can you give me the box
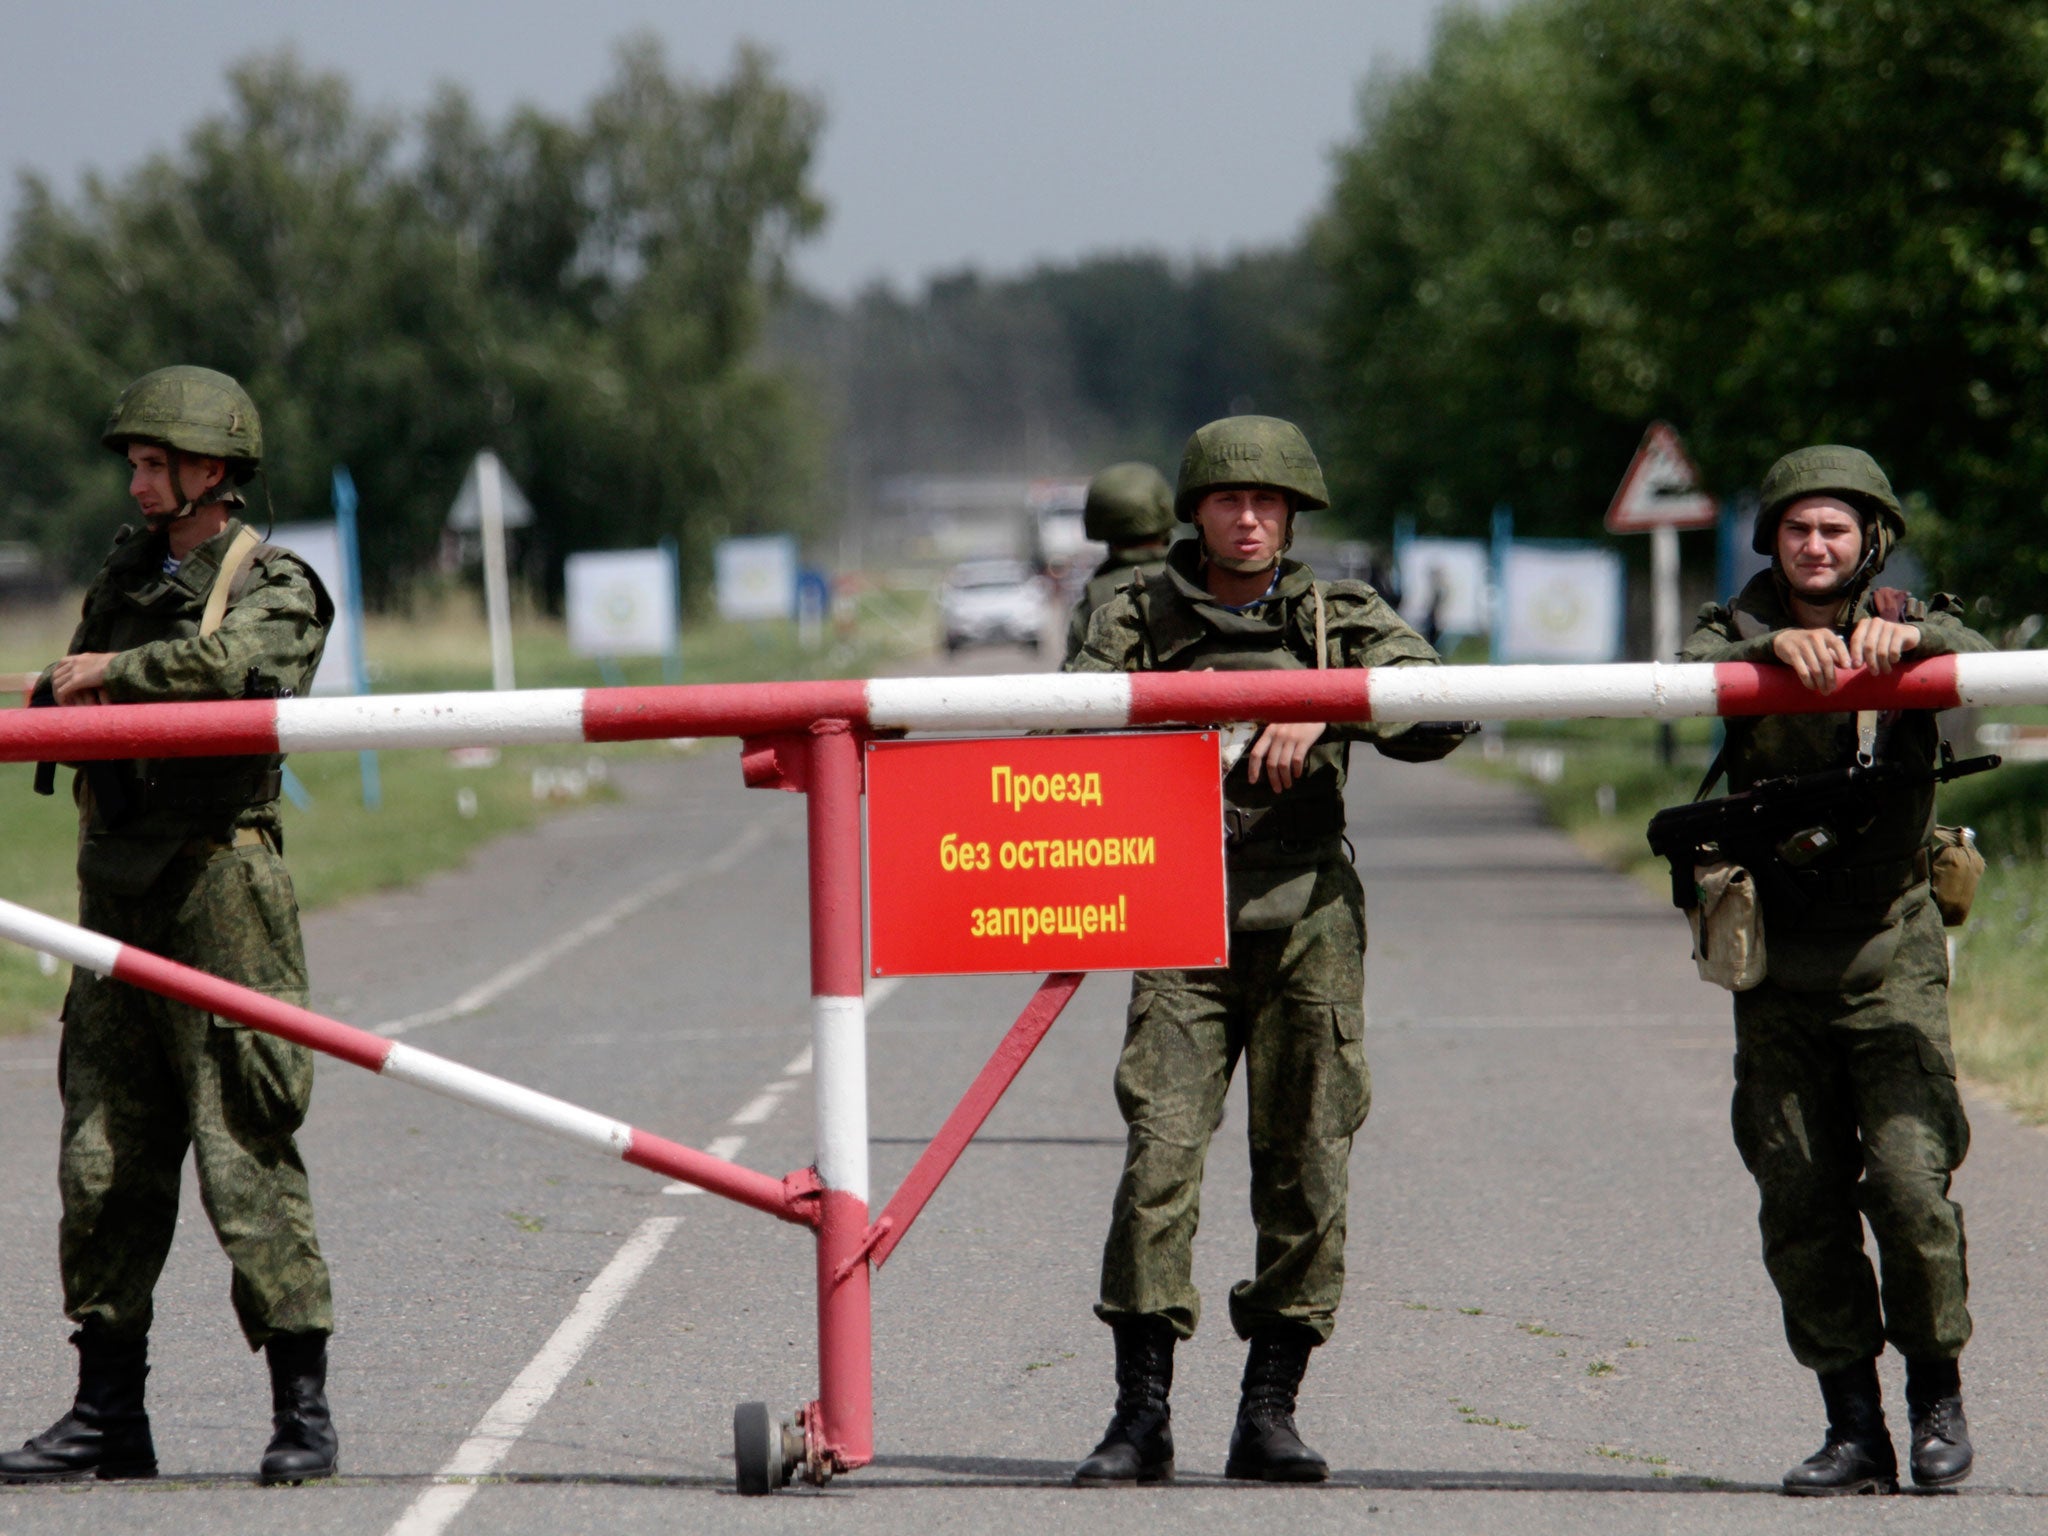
[1065,415,1466,1484]
[1681,445,1993,1495]
[1,367,340,1487]
[1062,461,1177,663]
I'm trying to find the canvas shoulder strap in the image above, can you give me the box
[198,525,263,638]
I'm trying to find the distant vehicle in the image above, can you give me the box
[939,558,1047,654]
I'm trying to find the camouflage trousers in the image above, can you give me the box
[1097,860,1370,1343]
[58,838,332,1349]
[1731,904,1971,1374]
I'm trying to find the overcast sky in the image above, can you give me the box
[2,1,1457,299]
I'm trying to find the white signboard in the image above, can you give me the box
[714,535,798,622]
[565,549,677,658]
[1397,538,1490,635]
[267,521,360,695]
[1497,543,1625,663]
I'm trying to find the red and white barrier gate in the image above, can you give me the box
[2,653,2040,1493]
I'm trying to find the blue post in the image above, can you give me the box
[659,535,683,685]
[332,466,382,811]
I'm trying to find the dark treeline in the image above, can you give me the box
[771,248,1327,501]
[1317,0,2048,620]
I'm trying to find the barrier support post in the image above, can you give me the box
[801,718,873,1478]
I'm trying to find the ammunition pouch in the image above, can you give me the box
[1688,860,1766,991]
[141,759,283,817]
[1223,796,1347,849]
[1785,848,1929,907]
[1929,826,1984,927]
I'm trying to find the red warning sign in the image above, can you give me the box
[866,732,1228,977]
[1605,421,1718,532]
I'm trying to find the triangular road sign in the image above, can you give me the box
[1605,421,1717,533]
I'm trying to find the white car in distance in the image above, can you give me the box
[939,558,1048,655]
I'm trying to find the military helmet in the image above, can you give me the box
[1175,414,1329,521]
[1754,444,1904,571]
[102,365,263,483]
[1083,462,1175,542]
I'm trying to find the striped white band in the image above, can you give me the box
[277,691,588,753]
[0,898,121,978]
[866,674,1132,732]
[812,994,868,1201]
[382,1042,635,1159]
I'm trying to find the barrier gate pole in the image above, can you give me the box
[804,719,872,1477]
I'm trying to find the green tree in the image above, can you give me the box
[1318,0,2048,616]
[0,36,827,606]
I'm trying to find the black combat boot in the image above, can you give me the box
[1905,1357,1972,1489]
[0,1328,157,1483]
[1073,1319,1176,1485]
[258,1331,338,1485]
[1223,1324,1328,1482]
[1782,1358,1898,1496]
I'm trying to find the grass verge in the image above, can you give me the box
[0,583,936,1034]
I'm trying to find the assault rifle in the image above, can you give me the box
[1646,745,2000,915]
[28,675,136,825]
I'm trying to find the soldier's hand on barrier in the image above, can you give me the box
[1246,720,1327,791]
[50,652,115,705]
[1771,627,1853,694]
[1846,616,1921,675]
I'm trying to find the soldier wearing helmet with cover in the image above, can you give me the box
[2,367,341,1487]
[1678,445,1995,1495]
[1062,461,1178,663]
[1064,415,1468,1485]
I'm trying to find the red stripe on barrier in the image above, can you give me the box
[1128,669,1374,725]
[110,946,394,1072]
[583,681,870,742]
[2,699,280,763]
[622,1129,819,1226]
[1714,655,1961,717]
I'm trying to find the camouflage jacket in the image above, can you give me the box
[1063,544,1172,664]
[1067,538,1460,927]
[50,517,332,894]
[1682,570,1993,985]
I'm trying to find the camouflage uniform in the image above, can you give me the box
[1683,571,1993,1374]
[1070,537,1459,1342]
[1063,544,1171,663]
[51,516,334,1350]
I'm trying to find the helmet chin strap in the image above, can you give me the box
[142,449,236,528]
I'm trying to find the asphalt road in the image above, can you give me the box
[3,640,2047,1535]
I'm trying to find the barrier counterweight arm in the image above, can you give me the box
[0,898,819,1227]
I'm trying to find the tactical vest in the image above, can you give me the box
[1130,544,1349,930]
[67,519,322,895]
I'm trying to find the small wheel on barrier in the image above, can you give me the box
[733,1401,787,1496]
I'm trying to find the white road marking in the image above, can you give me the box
[728,1089,788,1126]
[383,1213,681,1536]
[388,950,918,1531]
[376,819,775,1036]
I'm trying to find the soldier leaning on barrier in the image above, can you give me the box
[1062,462,1178,664]
[1678,445,1995,1496]
[1064,415,1469,1485]
[1,367,340,1488]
